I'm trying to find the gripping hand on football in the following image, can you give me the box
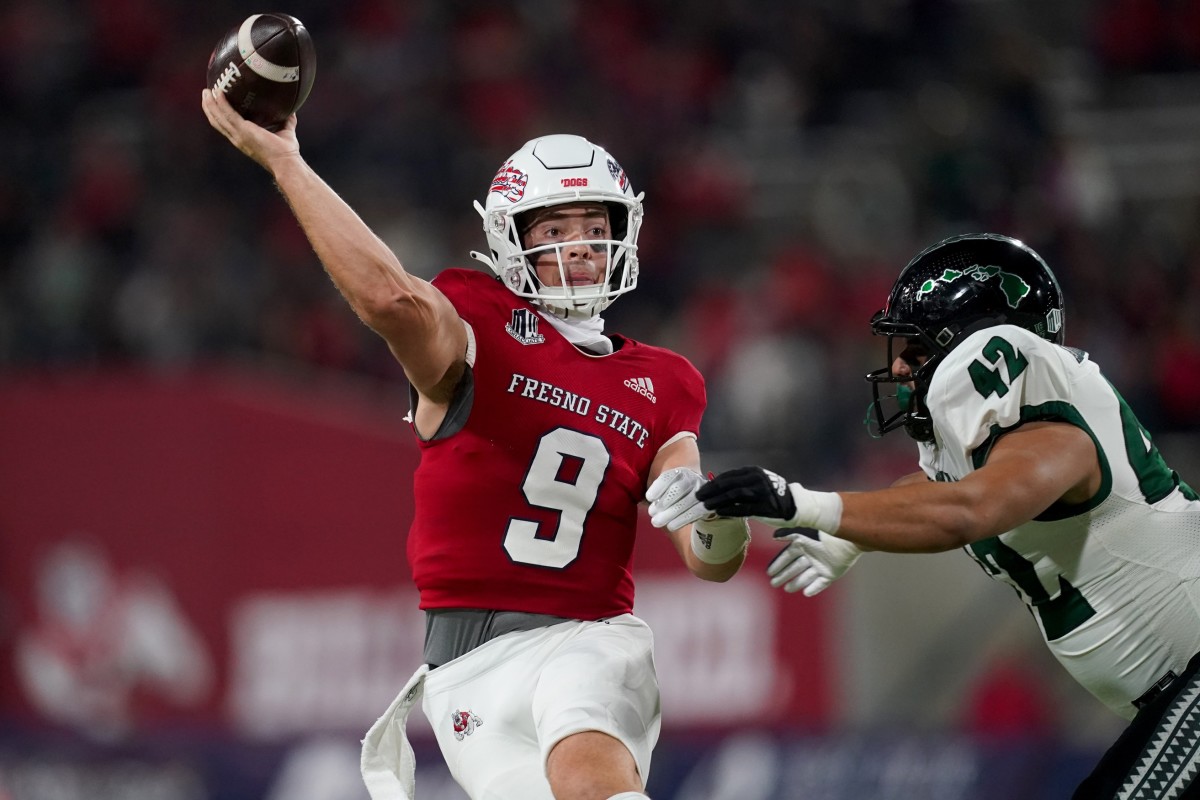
[201,87,300,173]
[694,466,844,533]
[767,531,862,596]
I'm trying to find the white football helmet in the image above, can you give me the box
[471,134,644,318]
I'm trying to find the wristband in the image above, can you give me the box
[691,516,751,564]
[787,484,844,534]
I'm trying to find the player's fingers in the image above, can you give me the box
[800,577,830,597]
[650,498,706,531]
[784,568,819,594]
[698,490,738,516]
[648,506,673,528]
[200,89,220,125]
[647,467,687,502]
[645,472,671,503]
[769,556,811,588]
[766,552,791,578]
[203,89,240,139]
[647,468,703,505]
[673,503,711,532]
[766,535,802,575]
[695,468,753,501]
[210,90,260,143]
[693,469,732,497]
[702,483,766,516]
[768,563,806,587]
[204,87,232,121]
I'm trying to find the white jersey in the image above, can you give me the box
[917,324,1200,720]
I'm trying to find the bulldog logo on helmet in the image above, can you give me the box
[607,158,629,193]
[490,160,528,203]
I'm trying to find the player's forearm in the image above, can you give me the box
[682,526,746,582]
[659,512,746,582]
[834,481,998,553]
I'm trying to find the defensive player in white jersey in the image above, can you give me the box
[651,233,1200,799]
[202,83,751,800]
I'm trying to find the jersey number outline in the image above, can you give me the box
[964,340,1197,640]
[968,537,1097,640]
[965,336,1089,638]
[504,427,611,569]
[968,336,1029,399]
[1112,383,1197,503]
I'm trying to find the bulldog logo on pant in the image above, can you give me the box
[451,709,483,741]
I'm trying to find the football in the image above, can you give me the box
[206,13,316,131]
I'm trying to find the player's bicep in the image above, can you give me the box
[379,281,469,398]
[966,421,1101,531]
[891,471,931,488]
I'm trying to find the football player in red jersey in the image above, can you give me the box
[202,90,749,800]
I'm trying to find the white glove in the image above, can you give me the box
[647,467,750,564]
[647,467,713,530]
[766,531,862,596]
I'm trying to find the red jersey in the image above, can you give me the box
[407,269,706,619]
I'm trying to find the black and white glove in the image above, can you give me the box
[695,466,843,533]
[767,531,862,596]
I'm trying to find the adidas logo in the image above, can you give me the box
[764,469,788,497]
[624,377,657,403]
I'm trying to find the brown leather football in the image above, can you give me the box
[206,13,316,131]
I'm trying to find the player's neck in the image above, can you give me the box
[537,310,612,355]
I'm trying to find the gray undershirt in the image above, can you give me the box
[424,608,573,668]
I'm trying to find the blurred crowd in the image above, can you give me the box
[5,0,1200,481]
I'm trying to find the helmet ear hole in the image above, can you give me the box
[603,202,628,241]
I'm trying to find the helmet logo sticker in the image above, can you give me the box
[607,158,629,192]
[490,159,529,203]
[506,308,545,345]
[1044,307,1063,335]
[916,264,1031,309]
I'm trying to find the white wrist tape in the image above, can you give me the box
[787,484,844,534]
[692,516,751,564]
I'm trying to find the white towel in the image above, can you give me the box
[360,664,430,800]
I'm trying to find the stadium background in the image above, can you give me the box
[4,0,1200,797]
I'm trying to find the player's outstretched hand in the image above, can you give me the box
[647,467,713,531]
[201,88,300,173]
[766,531,862,596]
[697,465,844,533]
[695,466,800,525]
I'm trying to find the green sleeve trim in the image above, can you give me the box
[969,400,1112,521]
